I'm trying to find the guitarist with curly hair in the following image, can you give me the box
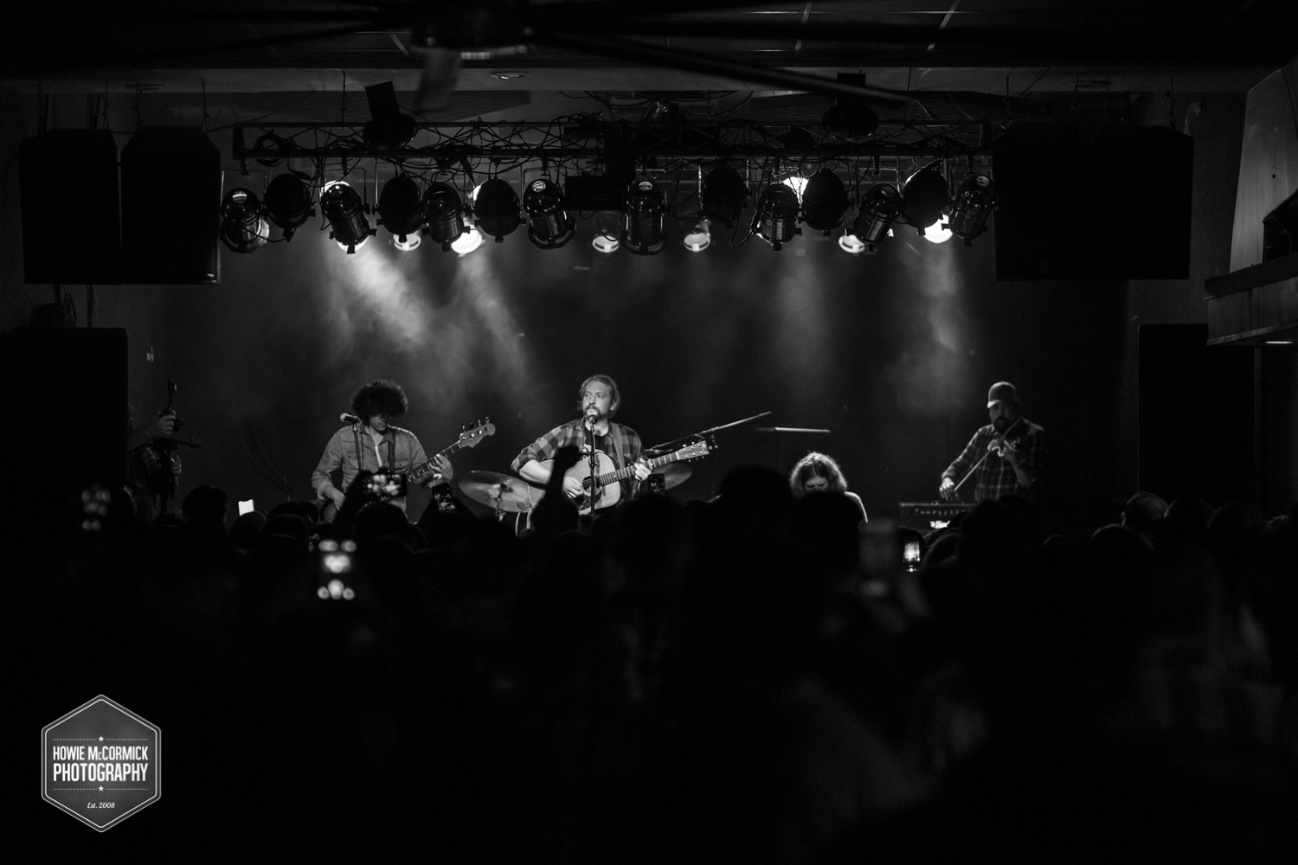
[312,379,454,518]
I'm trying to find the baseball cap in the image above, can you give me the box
[987,381,1019,407]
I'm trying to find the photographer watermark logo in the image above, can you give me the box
[42,696,160,831]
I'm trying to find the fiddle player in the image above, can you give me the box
[939,381,1045,503]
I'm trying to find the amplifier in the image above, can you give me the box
[898,502,977,533]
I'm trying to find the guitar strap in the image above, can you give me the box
[347,427,390,482]
[609,422,626,484]
[351,425,363,490]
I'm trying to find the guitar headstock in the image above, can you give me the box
[674,440,711,461]
[459,418,496,448]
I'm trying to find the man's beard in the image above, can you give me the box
[993,416,1012,433]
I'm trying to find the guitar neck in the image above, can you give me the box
[407,441,468,483]
[590,451,682,486]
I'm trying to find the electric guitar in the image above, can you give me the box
[538,440,710,514]
[321,419,495,522]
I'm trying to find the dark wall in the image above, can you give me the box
[3,327,128,492]
[1137,323,1255,504]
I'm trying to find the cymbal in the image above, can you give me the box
[458,471,538,512]
[650,462,692,490]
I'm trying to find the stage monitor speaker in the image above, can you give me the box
[1138,323,1253,504]
[3,328,128,496]
[992,123,1093,280]
[19,130,122,285]
[121,127,221,284]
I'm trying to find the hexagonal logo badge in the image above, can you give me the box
[42,695,161,831]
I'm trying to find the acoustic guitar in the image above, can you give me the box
[321,419,495,522]
[537,440,710,514]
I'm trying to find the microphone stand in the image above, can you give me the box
[646,410,771,455]
[585,413,601,512]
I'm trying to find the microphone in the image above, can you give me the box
[340,413,361,425]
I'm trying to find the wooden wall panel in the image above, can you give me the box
[1230,60,1298,271]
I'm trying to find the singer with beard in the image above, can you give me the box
[311,379,453,516]
[939,381,1045,503]
[511,374,651,508]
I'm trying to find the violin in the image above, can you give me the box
[988,416,1025,458]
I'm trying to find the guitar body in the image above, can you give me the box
[529,439,712,517]
[539,452,621,514]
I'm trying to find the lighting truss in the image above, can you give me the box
[232,119,993,255]
[234,121,992,165]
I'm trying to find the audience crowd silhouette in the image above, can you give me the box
[19,460,1297,860]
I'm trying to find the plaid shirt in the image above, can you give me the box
[312,424,429,510]
[942,419,1045,503]
[512,419,644,500]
